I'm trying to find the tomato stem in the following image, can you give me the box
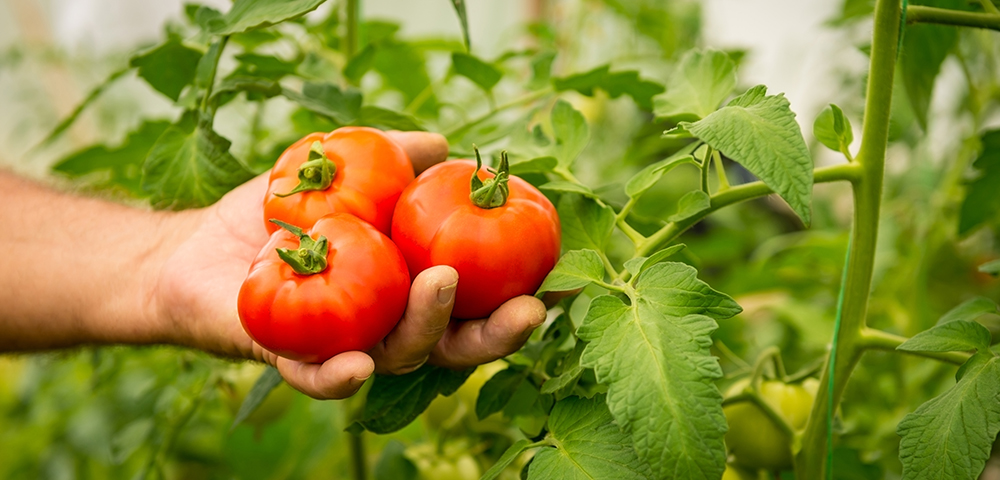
[274,141,338,197]
[469,146,511,209]
[269,219,329,275]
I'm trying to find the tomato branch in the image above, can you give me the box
[634,162,862,258]
[907,5,1000,31]
[859,327,971,365]
[444,89,553,139]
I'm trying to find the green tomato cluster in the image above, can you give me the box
[723,378,819,471]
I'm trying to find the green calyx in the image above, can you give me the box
[469,146,510,209]
[269,219,329,275]
[274,141,338,197]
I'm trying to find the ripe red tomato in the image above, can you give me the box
[238,213,410,363]
[391,153,560,319]
[263,127,414,235]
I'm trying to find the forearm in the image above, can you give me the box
[0,172,188,350]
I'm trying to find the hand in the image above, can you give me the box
[154,131,549,399]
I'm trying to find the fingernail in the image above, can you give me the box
[437,283,457,304]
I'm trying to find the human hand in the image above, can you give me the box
[153,131,550,399]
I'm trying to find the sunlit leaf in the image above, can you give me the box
[654,49,736,121]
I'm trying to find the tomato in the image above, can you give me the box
[221,363,295,428]
[723,378,818,471]
[406,443,481,480]
[391,152,560,319]
[722,464,759,480]
[263,127,414,235]
[238,214,410,363]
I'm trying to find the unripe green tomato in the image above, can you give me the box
[723,378,817,471]
[222,363,295,428]
[722,464,759,480]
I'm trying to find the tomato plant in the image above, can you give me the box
[392,151,560,319]
[6,0,1000,479]
[264,127,414,235]
[239,214,409,363]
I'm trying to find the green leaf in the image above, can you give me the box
[900,0,963,130]
[539,181,597,199]
[898,321,993,354]
[509,156,557,175]
[938,297,999,325]
[960,130,1000,235]
[141,115,254,209]
[528,396,653,480]
[359,365,473,434]
[623,244,688,278]
[480,439,535,480]
[577,262,741,479]
[451,52,502,92]
[344,44,377,84]
[537,250,605,294]
[624,150,698,199]
[813,103,854,155]
[897,355,1000,480]
[979,259,1000,276]
[232,53,298,80]
[448,0,471,52]
[551,100,589,168]
[553,66,665,110]
[529,51,556,89]
[230,366,284,430]
[667,190,711,222]
[282,82,363,125]
[212,76,282,103]
[373,440,418,480]
[475,367,527,420]
[653,49,737,121]
[209,0,327,35]
[130,40,203,101]
[679,85,814,226]
[540,341,586,400]
[54,120,170,177]
[194,39,226,91]
[357,106,425,131]
[557,195,615,251]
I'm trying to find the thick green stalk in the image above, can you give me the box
[346,0,359,59]
[795,0,900,476]
[907,5,1000,31]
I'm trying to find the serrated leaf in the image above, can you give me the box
[679,85,813,226]
[551,100,589,167]
[231,366,283,430]
[668,190,711,222]
[282,82,362,125]
[357,106,425,131]
[528,396,653,480]
[625,150,697,199]
[624,244,688,278]
[938,297,999,325]
[537,250,605,294]
[475,367,527,420]
[452,52,502,92]
[900,0,963,130]
[130,40,203,101]
[141,116,254,209]
[960,130,1000,235]
[209,0,327,35]
[481,439,534,480]
[813,103,853,153]
[540,341,586,400]
[980,259,1000,276]
[899,321,993,354]
[653,49,736,121]
[359,365,473,434]
[577,262,741,479]
[509,156,557,175]
[553,66,664,109]
[539,181,597,199]
[557,195,615,251]
[897,355,1000,480]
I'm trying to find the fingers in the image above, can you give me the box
[428,295,547,370]
[369,266,458,375]
[386,131,449,174]
[264,350,375,400]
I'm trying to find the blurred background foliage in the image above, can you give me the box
[0,0,998,479]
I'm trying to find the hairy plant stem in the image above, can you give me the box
[795,0,899,476]
[907,5,1000,31]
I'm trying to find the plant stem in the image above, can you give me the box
[700,147,711,194]
[907,5,1000,31]
[795,0,900,476]
[859,327,971,365]
[199,36,229,115]
[444,89,553,139]
[713,151,731,190]
[980,0,1000,15]
[346,0,360,59]
[634,162,862,258]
